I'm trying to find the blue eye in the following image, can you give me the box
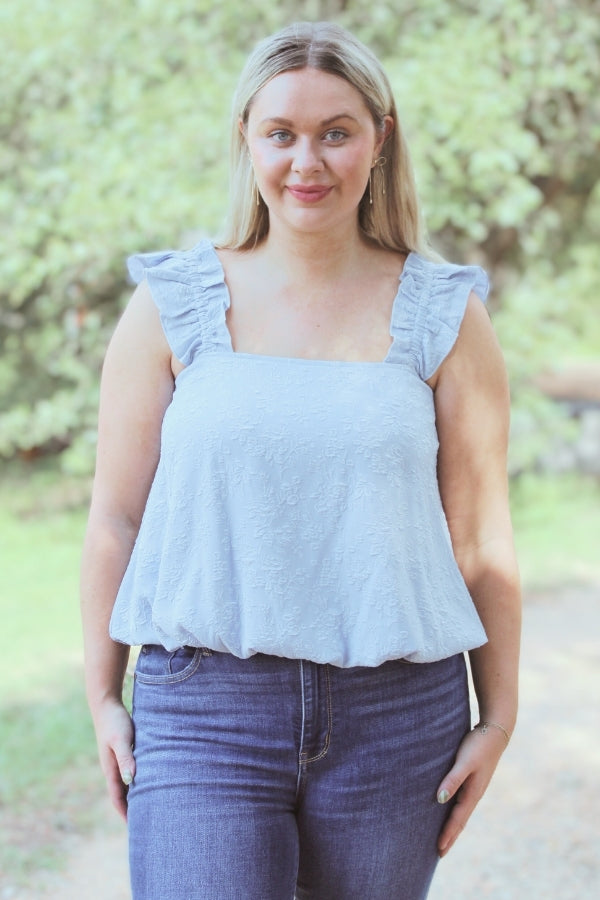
[271,130,292,143]
[324,129,347,142]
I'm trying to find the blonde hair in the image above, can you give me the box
[218,22,431,256]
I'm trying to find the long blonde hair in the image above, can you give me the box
[218,22,431,256]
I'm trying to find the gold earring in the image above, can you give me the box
[370,156,387,205]
[369,156,387,202]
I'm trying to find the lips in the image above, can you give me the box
[286,185,333,202]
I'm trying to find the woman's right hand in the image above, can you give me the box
[93,697,136,821]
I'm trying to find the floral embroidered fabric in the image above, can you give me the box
[109,240,489,665]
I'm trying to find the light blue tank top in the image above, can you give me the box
[109,239,489,666]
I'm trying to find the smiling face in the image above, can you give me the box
[243,67,392,238]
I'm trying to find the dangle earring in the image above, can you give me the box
[370,156,387,205]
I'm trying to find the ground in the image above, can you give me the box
[3,582,598,900]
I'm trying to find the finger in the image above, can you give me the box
[110,733,136,787]
[100,740,135,822]
[108,746,134,820]
[100,747,135,787]
[117,755,135,788]
[437,775,485,857]
[437,797,470,857]
[436,760,471,806]
[106,765,129,822]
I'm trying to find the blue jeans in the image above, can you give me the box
[128,647,470,899]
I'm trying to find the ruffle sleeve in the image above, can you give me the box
[389,254,489,380]
[126,239,230,366]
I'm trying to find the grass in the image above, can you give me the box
[511,472,600,589]
[1,506,87,695]
[0,461,599,881]
[0,464,103,879]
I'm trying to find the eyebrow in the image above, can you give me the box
[259,113,359,127]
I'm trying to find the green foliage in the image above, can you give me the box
[1,0,599,473]
[511,473,600,588]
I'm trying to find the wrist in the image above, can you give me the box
[83,645,131,715]
[474,720,512,746]
[475,701,517,736]
[86,689,126,720]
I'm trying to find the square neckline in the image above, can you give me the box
[209,243,413,367]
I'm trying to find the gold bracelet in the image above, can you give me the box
[477,721,510,745]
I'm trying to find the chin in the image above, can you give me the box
[281,208,356,235]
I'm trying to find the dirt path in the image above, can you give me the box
[2,823,130,900]
[5,583,599,900]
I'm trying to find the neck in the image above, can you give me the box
[260,222,370,283]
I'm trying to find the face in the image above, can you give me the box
[243,68,392,236]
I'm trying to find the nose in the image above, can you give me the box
[291,137,324,174]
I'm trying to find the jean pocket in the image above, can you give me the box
[134,645,210,685]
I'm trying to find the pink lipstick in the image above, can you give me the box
[286,185,332,202]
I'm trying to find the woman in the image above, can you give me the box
[81,21,521,900]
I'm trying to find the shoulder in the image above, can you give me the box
[127,238,217,293]
[212,245,252,282]
[106,279,175,378]
[429,291,505,393]
[370,244,408,275]
[397,253,490,382]
[125,239,228,367]
[403,252,489,303]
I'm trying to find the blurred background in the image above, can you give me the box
[1,0,599,897]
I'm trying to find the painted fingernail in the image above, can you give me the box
[437,789,450,804]
[121,769,133,785]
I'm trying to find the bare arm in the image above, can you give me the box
[429,293,521,856]
[80,281,176,819]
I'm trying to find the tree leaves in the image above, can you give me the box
[1,0,598,473]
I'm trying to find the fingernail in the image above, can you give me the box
[121,769,133,785]
[437,789,450,804]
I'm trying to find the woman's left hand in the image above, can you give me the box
[436,724,509,857]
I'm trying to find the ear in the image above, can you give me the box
[375,115,394,155]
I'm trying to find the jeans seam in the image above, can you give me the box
[134,647,205,685]
[296,660,307,797]
[303,664,332,765]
